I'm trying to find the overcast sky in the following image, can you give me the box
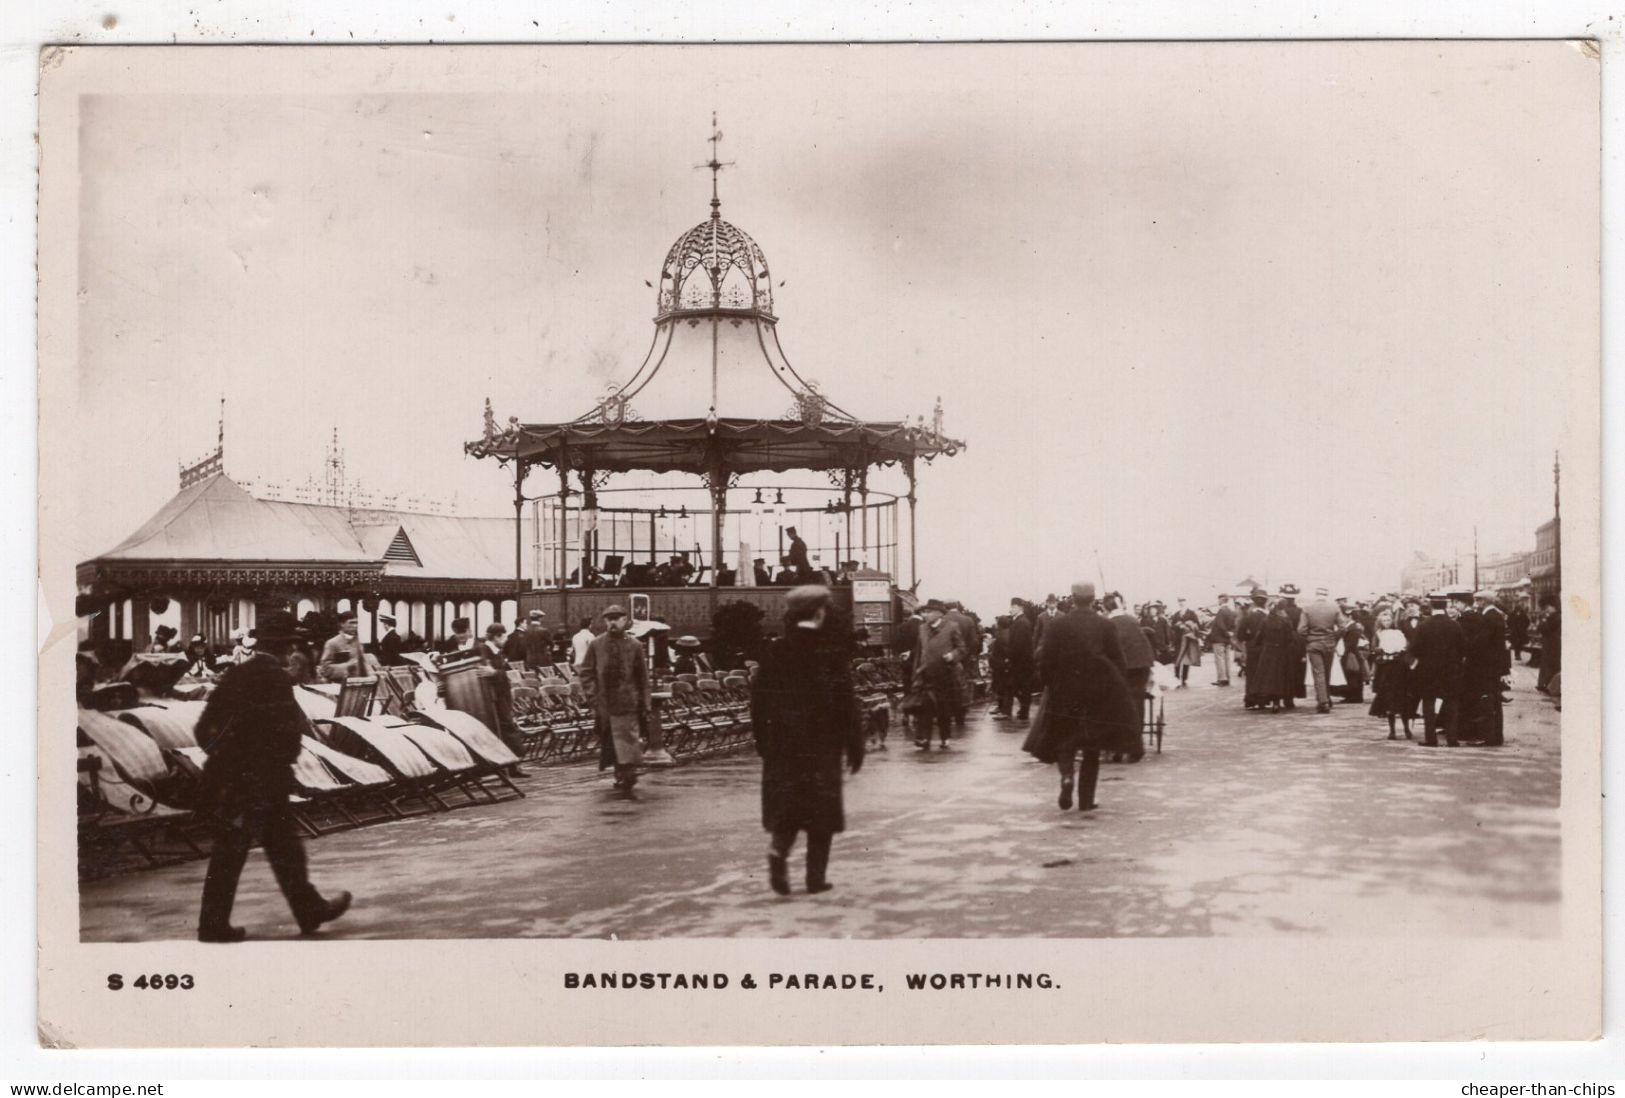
[72,43,1596,617]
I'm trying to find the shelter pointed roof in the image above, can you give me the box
[84,473,524,587]
[98,473,370,563]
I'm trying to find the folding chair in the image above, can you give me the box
[413,709,525,800]
[313,716,449,815]
[335,676,380,719]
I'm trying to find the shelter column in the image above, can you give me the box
[858,466,870,570]
[905,457,918,589]
[130,599,150,652]
[512,459,528,598]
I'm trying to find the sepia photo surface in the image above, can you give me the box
[37,42,1601,1046]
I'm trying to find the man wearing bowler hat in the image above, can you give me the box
[194,609,351,942]
[908,599,965,749]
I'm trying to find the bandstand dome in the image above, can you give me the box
[466,185,962,475]
[603,212,818,424]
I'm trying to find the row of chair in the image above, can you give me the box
[76,699,524,879]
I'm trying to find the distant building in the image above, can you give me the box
[1531,517,1560,604]
[1400,552,1462,595]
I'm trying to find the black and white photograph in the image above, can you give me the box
[34,40,1602,1047]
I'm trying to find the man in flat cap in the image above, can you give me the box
[520,608,553,673]
[318,611,369,683]
[578,604,649,790]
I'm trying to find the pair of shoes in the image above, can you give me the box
[1058,777,1075,810]
[914,739,929,750]
[938,740,950,750]
[1316,704,1331,714]
[297,891,353,936]
[1387,730,1397,740]
[1176,683,1187,690]
[806,879,834,895]
[1078,801,1098,812]
[197,925,247,944]
[767,854,790,896]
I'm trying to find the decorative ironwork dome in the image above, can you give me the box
[656,216,775,320]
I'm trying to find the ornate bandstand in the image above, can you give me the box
[465,139,964,639]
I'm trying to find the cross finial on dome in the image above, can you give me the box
[697,110,734,220]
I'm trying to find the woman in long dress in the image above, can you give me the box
[1248,603,1295,712]
[1367,607,1414,740]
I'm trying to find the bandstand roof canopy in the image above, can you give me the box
[466,414,962,476]
[466,178,964,478]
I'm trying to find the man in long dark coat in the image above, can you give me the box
[520,609,553,672]
[195,610,351,942]
[1006,598,1036,719]
[751,585,864,895]
[1023,583,1138,813]
[1507,602,1531,661]
[1409,596,1465,747]
[1461,590,1509,745]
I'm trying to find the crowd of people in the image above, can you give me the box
[968,582,1560,752]
[92,571,1562,933]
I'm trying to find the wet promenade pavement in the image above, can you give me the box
[80,665,1562,940]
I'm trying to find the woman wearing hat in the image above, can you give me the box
[750,585,865,895]
[672,635,703,676]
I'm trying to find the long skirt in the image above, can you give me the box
[1368,658,1415,719]
[1250,644,1293,701]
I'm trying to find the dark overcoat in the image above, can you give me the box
[195,653,309,810]
[1408,614,1465,698]
[1248,613,1296,700]
[751,627,864,834]
[1507,607,1531,650]
[1023,609,1139,760]
[1007,614,1035,681]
